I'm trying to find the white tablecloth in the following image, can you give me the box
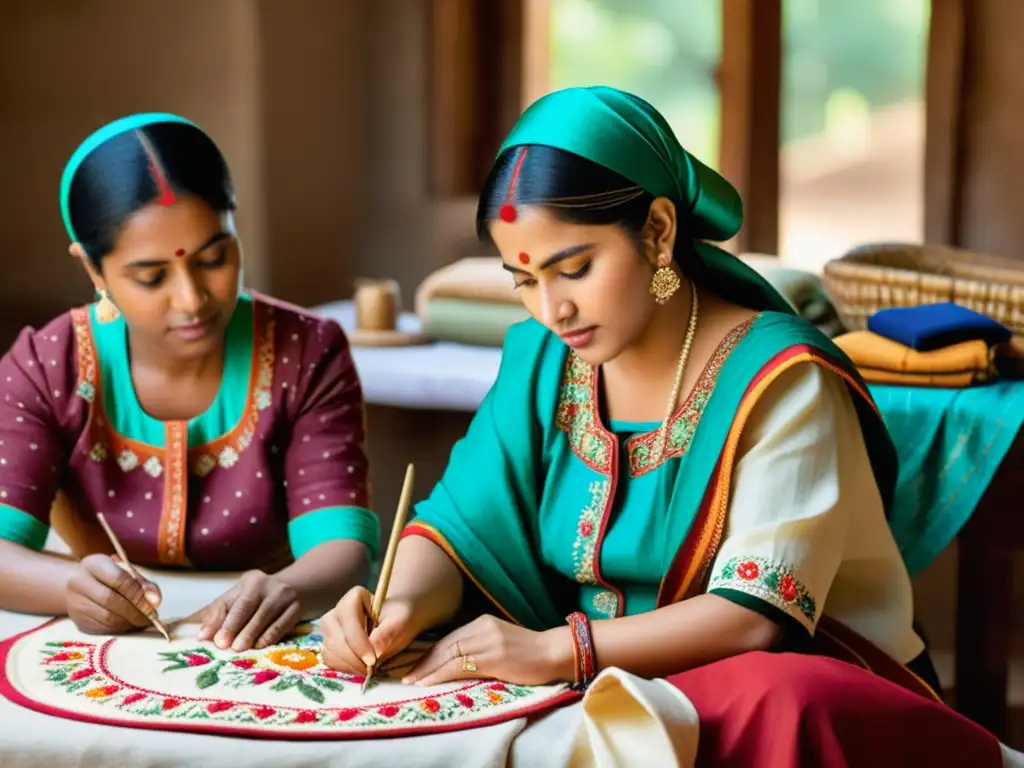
[315,301,500,412]
[0,562,698,768]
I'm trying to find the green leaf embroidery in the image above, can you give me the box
[195,665,221,689]
[297,680,326,704]
[271,675,299,692]
[312,675,345,692]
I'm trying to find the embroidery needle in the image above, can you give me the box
[361,463,415,694]
[95,512,172,642]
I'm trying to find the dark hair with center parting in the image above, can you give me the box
[476,144,700,271]
[66,122,236,266]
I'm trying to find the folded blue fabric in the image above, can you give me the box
[868,302,1012,351]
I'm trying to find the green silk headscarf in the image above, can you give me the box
[59,112,197,243]
[498,86,794,315]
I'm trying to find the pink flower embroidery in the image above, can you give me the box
[737,561,759,581]
[162,698,181,710]
[579,521,593,537]
[294,710,318,724]
[232,658,256,669]
[377,704,400,718]
[336,708,361,722]
[207,701,233,714]
[252,670,279,685]
[488,683,507,691]
[253,706,276,720]
[456,694,474,709]
[185,654,210,667]
[46,651,82,663]
[70,667,96,681]
[320,670,339,679]
[122,693,147,705]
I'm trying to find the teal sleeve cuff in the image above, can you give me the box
[287,506,381,561]
[0,505,49,551]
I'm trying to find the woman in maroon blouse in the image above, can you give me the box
[0,113,379,652]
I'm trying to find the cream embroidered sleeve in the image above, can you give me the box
[705,362,878,634]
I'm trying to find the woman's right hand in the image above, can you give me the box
[65,554,163,635]
[318,587,420,675]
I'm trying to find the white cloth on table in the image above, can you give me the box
[313,300,501,412]
[0,564,698,768]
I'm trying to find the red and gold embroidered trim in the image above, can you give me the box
[555,318,755,478]
[555,353,613,475]
[626,320,753,477]
[71,303,275,478]
[157,422,189,566]
[188,304,276,477]
[569,480,609,585]
[71,307,99,405]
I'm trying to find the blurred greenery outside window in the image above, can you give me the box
[548,0,929,265]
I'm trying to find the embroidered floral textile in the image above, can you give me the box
[0,619,574,737]
[708,555,818,628]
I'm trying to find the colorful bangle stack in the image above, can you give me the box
[566,611,597,690]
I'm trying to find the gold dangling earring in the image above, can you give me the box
[95,290,121,324]
[649,265,681,305]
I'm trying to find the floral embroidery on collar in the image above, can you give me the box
[627,319,753,477]
[555,318,755,478]
[70,304,276,478]
[555,351,614,475]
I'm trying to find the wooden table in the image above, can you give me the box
[956,431,1024,740]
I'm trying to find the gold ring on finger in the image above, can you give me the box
[461,654,478,674]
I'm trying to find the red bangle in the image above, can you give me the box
[566,611,597,689]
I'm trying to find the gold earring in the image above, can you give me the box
[649,265,681,305]
[96,291,121,323]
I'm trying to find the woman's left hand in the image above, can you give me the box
[401,614,573,687]
[188,571,303,652]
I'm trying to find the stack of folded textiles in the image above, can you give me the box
[833,302,1024,387]
[414,257,530,347]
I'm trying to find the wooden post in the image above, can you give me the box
[718,0,782,255]
[428,0,525,198]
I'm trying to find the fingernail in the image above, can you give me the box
[401,676,412,685]
[214,631,229,648]
[144,591,161,607]
[361,653,375,667]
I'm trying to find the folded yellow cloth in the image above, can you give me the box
[833,330,994,387]
[852,368,976,388]
[414,257,518,317]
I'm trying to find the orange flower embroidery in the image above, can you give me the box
[264,649,318,671]
[84,685,119,698]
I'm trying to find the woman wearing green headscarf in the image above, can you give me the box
[320,88,1002,765]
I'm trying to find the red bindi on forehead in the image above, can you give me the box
[518,251,530,265]
[174,248,186,257]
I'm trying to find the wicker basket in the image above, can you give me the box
[821,243,1024,333]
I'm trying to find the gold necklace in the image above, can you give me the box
[655,280,700,463]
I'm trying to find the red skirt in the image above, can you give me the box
[666,650,1002,767]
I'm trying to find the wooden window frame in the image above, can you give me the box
[428,0,782,256]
